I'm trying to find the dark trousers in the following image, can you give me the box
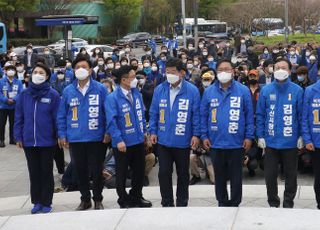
[158,144,190,207]
[312,149,320,209]
[264,147,298,208]
[69,142,106,202]
[113,143,145,206]
[210,148,243,207]
[54,144,65,174]
[0,109,14,142]
[24,147,55,206]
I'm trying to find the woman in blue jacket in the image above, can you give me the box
[14,63,60,214]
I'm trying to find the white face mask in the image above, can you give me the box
[81,50,87,55]
[161,57,166,61]
[146,51,151,55]
[57,74,65,80]
[187,64,193,69]
[151,66,158,72]
[44,51,50,55]
[203,52,208,56]
[130,78,138,88]
[7,70,15,77]
[274,69,289,81]
[125,48,131,52]
[241,40,245,44]
[264,50,269,54]
[310,56,316,61]
[166,73,180,84]
[121,62,128,66]
[17,66,24,72]
[27,49,32,53]
[268,67,274,73]
[208,57,214,62]
[139,79,146,85]
[95,49,100,54]
[217,72,232,83]
[143,63,150,68]
[138,64,143,70]
[75,68,89,80]
[290,51,295,56]
[202,81,211,88]
[98,61,104,66]
[66,63,72,68]
[306,51,311,57]
[115,65,121,69]
[32,74,46,85]
[199,44,204,49]
[194,61,199,66]
[107,63,114,69]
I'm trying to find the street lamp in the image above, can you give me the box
[181,0,186,48]
[284,0,289,43]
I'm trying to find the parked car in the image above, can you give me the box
[74,44,124,59]
[48,38,88,55]
[14,46,63,66]
[116,32,151,48]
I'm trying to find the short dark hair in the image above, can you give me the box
[216,59,234,70]
[32,63,51,80]
[274,58,292,70]
[263,59,274,68]
[166,57,183,71]
[114,65,133,84]
[72,56,92,69]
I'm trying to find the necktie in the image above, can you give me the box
[127,92,133,105]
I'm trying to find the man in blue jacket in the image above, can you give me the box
[0,65,23,147]
[57,56,109,211]
[149,58,201,207]
[302,80,320,209]
[200,59,254,207]
[256,58,304,208]
[106,65,152,209]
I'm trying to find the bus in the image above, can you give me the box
[175,18,228,42]
[0,22,6,54]
[251,18,284,36]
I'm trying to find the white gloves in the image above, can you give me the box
[297,136,304,149]
[258,138,266,149]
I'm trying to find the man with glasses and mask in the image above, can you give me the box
[106,65,152,209]
[57,56,109,211]
[256,58,304,208]
[200,59,254,207]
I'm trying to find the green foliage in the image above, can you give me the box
[198,0,237,19]
[103,0,143,37]
[0,0,39,13]
[254,34,320,46]
[9,38,56,47]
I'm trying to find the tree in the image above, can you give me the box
[103,0,143,38]
[0,0,40,23]
[198,0,237,19]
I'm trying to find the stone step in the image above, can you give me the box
[0,185,317,217]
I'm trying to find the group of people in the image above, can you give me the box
[1,35,320,214]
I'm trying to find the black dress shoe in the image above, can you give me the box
[75,201,92,211]
[189,176,201,185]
[94,201,104,210]
[9,140,16,145]
[0,141,5,148]
[135,197,152,208]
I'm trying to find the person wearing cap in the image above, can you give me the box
[200,59,254,207]
[14,63,60,214]
[149,58,200,207]
[256,58,304,208]
[294,66,311,89]
[259,59,274,87]
[23,44,38,74]
[106,65,152,209]
[0,64,23,147]
[199,69,216,97]
[57,56,109,211]
[51,59,74,90]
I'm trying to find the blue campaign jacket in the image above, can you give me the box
[106,86,146,148]
[302,80,320,148]
[157,60,166,76]
[14,86,60,147]
[200,80,254,149]
[256,79,303,149]
[149,80,201,148]
[0,76,23,109]
[57,79,108,143]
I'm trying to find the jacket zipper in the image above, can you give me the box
[34,101,38,147]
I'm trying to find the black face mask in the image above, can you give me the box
[249,79,258,85]
[132,66,138,71]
